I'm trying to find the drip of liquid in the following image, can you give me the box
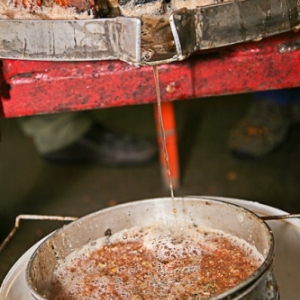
[152,65,176,214]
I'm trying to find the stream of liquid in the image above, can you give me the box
[152,65,176,213]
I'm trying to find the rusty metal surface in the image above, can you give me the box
[171,0,300,58]
[0,32,300,118]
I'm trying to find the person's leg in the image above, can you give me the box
[228,87,300,157]
[19,112,92,154]
[18,111,158,166]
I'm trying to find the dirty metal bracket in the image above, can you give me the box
[0,0,300,65]
[0,17,141,65]
[170,0,300,58]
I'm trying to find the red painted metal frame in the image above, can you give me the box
[1,31,300,118]
[0,31,299,188]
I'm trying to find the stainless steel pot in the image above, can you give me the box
[26,197,279,299]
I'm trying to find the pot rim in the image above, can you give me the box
[26,196,275,300]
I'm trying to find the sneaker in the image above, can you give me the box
[228,100,300,158]
[42,124,158,166]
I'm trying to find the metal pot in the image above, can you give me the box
[26,197,278,299]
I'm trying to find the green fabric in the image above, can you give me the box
[18,112,92,154]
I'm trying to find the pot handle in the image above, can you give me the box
[0,214,78,253]
[261,214,300,221]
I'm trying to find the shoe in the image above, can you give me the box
[228,100,300,158]
[42,124,158,166]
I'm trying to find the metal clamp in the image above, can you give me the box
[0,18,141,65]
[170,0,300,59]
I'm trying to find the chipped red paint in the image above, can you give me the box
[1,31,300,118]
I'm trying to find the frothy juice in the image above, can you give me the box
[49,224,263,299]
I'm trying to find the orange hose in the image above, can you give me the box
[154,101,180,189]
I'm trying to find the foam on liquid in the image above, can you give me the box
[49,224,264,300]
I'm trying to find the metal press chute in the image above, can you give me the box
[0,0,299,65]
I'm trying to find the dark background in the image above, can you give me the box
[1,93,300,283]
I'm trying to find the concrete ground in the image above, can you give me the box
[1,93,300,285]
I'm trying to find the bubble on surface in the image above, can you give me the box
[50,223,264,299]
